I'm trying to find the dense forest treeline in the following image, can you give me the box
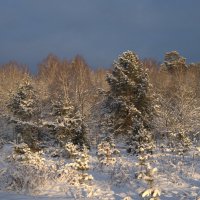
[0,51,200,150]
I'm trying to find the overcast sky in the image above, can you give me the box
[0,0,200,71]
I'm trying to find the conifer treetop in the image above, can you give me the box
[106,50,149,100]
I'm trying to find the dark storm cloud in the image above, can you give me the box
[0,0,200,71]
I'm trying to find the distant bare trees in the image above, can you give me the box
[0,62,29,113]
[151,51,200,150]
[37,54,108,118]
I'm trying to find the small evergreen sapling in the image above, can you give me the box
[136,149,161,200]
[65,142,79,159]
[68,146,93,184]
[97,141,120,166]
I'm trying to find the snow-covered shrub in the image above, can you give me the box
[0,143,82,194]
[1,143,49,192]
[110,157,133,186]
[97,141,120,167]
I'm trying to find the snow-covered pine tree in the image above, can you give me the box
[101,51,155,154]
[7,77,39,149]
[7,77,37,121]
[160,51,188,74]
[50,96,89,148]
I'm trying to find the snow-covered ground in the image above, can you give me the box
[0,143,200,200]
[0,192,68,200]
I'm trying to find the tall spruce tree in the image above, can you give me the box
[101,51,155,154]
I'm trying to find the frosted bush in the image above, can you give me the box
[0,143,77,193]
[0,144,49,192]
[110,158,133,186]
